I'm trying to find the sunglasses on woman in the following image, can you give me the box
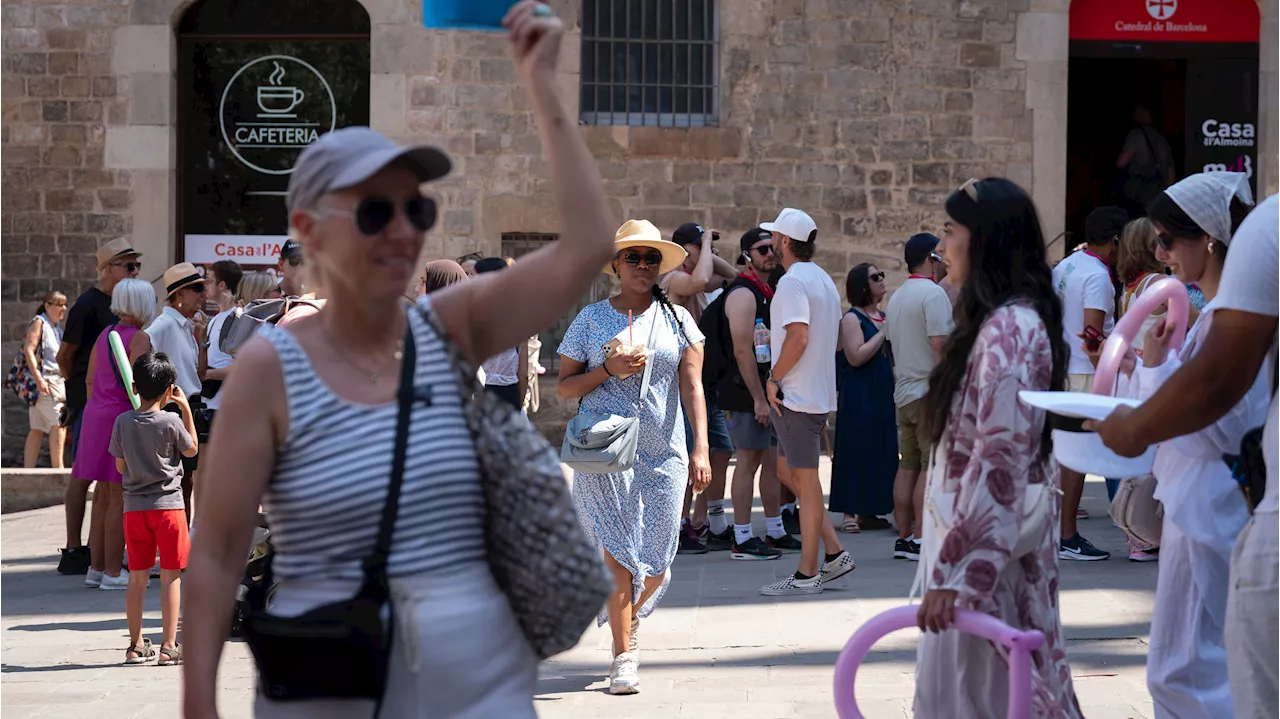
[320,195,438,237]
[621,250,664,267]
[869,272,885,282]
[1155,233,1179,251]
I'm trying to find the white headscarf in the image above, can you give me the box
[1163,171,1254,245]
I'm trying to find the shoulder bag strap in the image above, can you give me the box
[635,303,664,415]
[360,320,418,582]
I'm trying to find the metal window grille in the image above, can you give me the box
[500,233,613,370]
[580,0,718,128]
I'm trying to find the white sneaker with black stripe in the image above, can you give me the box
[759,573,823,596]
[820,551,856,584]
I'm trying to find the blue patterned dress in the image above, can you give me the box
[558,299,704,625]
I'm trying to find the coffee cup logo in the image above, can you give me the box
[219,55,336,175]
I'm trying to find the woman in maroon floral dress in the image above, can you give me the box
[914,177,1083,718]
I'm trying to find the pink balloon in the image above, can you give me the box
[1092,277,1190,396]
[833,606,1045,719]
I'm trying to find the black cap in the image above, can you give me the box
[737,227,772,265]
[904,233,940,270]
[673,222,716,246]
[279,238,302,260]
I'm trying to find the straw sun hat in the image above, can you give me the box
[604,219,687,276]
[162,262,206,299]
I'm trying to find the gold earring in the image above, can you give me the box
[1208,241,1215,254]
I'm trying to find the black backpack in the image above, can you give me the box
[697,279,769,413]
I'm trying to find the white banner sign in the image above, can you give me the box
[184,234,288,265]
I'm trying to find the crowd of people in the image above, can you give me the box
[8,3,1276,718]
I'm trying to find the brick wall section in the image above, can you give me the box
[1,2,133,464]
[401,0,1030,291]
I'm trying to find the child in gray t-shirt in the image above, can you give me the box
[108,351,198,666]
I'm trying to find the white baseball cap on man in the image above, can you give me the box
[761,208,818,242]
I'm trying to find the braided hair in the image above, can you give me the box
[651,284,699,350]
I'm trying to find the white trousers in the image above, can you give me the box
[254,563,539,718]
[1147,518,1234,719]
[1226,510,1280,719]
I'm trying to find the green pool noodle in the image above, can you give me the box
[108,330,140,410]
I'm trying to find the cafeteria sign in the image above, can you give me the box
[219,54,336,175]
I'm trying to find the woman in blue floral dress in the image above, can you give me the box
[558,219,711,696]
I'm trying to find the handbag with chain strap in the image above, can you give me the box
[417,307,611,659]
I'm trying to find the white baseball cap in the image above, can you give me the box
[761,208,818,242]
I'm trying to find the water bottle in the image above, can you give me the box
[753,319,771,364]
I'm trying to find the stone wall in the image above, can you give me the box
[2,1,134,464]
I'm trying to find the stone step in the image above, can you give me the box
[1,468,79,514]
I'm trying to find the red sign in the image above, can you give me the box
[1070,0,1260,43]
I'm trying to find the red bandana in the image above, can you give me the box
[738,270,774,300]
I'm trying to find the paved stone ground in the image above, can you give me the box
[2,462,1156,718]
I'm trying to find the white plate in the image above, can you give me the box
[1017,391,1142,421]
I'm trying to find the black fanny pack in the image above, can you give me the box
[241,324,417,710]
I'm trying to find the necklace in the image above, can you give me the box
[326,327,405,386]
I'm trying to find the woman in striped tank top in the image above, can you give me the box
[182,5,616,717]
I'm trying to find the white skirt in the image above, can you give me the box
[254,563,539,718]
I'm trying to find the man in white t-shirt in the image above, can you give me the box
[1051,205,1128,562]
[757,208,854,597]
[1093,193,1279,718]
[199,260,242,416]
[884,233,954,561]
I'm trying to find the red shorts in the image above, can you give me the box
[124,509,190,572]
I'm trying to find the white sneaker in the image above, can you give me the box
[98,570,135,591]
[84,568,104,587]
[608,652,640,695]
[820,551,856,584]
[759,573,823,596]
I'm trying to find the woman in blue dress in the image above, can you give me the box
[829,263,898,533]
[558,219,711,696]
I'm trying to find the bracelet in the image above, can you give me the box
[602,363,615,378]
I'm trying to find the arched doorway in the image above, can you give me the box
[176,0,371,273]
[1064,0,1260,236]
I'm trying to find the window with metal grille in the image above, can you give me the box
[580,0,718,128]
[500,233,613,370]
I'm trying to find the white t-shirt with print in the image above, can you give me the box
[1052,249,1115,375]
[769,261,842,415]
[1215,194,1279,514]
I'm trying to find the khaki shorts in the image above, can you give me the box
[1067,373,1093,393]
[896,398,930,471]
[29,375,65,433]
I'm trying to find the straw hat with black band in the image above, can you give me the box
[604,219,687,276]
[162,262,206,299]
[96,237,142,271]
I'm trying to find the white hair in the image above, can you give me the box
[110,278,157,326]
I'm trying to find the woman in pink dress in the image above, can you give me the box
[73,278,155,590]
[915,178,1082,717]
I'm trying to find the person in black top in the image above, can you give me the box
[718,227,795,559]
[55,237,141,575]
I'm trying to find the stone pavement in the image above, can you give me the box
[2,462,1157,718]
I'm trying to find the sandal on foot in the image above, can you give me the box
[841,516,861,533]
[157,644,182,666]
[124,638,155,665]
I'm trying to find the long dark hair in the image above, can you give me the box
[1147,192,1251,246]
[923,178,1067,459]
[845,263,874,308]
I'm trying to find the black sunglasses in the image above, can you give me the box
[753,244,774,256]
[329,196,438,236]
[284,255,304,267]
[869,272,885,282]
[1155,233,1178,251]
[112,261,142,272]
[621,250,663,267]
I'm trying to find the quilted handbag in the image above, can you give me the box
[417,307,611,659]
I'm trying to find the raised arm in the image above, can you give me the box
[431,3,614,364]
[182,338,285,719]
[661,228,717,300]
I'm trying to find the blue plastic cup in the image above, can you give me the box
[422,0,516,31]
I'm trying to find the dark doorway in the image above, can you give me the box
[1065,56,1186,238]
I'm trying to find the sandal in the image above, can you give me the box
[124,638,155,665]
[841,516,861,533]
[157,644,182,666]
